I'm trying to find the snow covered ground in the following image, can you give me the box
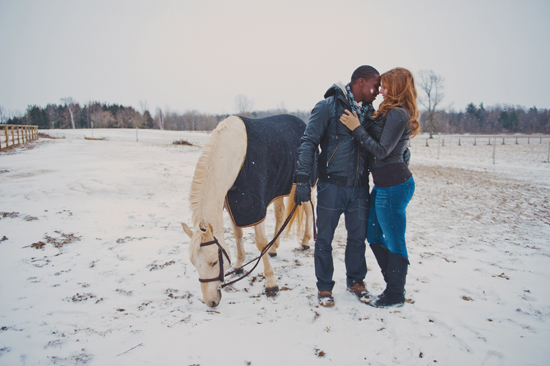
[1,129,549,365]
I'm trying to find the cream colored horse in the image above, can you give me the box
[182,115,314,307]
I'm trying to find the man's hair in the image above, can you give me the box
[351,65,380,84]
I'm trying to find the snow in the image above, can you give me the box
[1,129,549,365]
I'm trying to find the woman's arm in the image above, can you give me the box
[340,108,409,160]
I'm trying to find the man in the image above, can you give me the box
[294,65,380,307]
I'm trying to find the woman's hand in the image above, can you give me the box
[339,110,361,131]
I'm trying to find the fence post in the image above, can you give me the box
[528,137,530,144]
[493,137,497,164]
[516,137,518,145]
[458,138,461,146]
[474,137,476,146]
[502,137,505,145]
[437,137,440,159]
[426,138,429,147]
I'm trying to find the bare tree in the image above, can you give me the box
[234,94,255,116]
[183,110,204,131]
[417,70,445,138]
[61,97,77,129]
[90,109,116,128]
[0,105,5,124]
[155,107,165,130]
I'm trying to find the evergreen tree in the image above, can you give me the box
[144,110,154,129]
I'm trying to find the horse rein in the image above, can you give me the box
[197,202,308,289]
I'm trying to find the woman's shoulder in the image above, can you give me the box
[387,106,410,121]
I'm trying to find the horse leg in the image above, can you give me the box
[268,197,285,257]
[301,199,313,250]
[232,222,245,274]
[254,222,279,296]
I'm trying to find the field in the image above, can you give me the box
[1,129,549,365]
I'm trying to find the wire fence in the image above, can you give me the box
[409,135,550,164]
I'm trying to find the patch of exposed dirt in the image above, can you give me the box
[147,260,176,271]
[172,139,194,146]
[1,212,39,221]
[44,232,82,249]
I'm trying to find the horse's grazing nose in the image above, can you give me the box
[209,290,222,307]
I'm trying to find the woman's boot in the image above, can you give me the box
[370,252,408,308]
[370,244,389,283]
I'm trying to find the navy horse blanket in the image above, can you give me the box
[225,114,311,227]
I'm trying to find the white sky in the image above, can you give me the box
[1,0,549,116]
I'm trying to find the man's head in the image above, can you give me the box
[350,65,381,104]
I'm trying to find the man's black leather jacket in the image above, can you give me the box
[295,84,371,187]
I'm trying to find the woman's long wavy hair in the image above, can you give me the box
[372,67,421,138]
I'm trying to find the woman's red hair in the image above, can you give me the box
[373,67,421,138]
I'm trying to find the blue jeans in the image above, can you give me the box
[367,177,415,259]
[315,181,369,291]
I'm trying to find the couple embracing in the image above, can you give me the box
[294,65,420,308]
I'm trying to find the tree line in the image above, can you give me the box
[416,70,549,136]
[0,100,311,132]
[424,104,550,135]
[1,71,549,135]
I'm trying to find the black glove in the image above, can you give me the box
[294,182,311,205]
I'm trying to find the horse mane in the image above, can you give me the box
[189,123,225,229]
[188,123,228,262]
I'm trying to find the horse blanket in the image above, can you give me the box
[225,114,313,227]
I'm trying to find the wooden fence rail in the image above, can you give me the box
[0,125,39,150]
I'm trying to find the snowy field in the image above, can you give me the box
[1,128,549,366]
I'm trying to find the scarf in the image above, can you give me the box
[345,83,371,123]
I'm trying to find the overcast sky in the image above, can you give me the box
[1,0,549,117]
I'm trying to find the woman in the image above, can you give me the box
[339,67,420,307]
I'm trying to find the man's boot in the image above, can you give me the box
[370,252,408,308]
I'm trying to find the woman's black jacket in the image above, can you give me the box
[352,107,411,170]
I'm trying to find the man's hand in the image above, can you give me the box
[294,182,311,205]
[339,110,361,131]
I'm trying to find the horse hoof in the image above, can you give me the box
[265,286,279,297]
[300,244,310,250]
[268,252,277,258]
[234,267,244,275]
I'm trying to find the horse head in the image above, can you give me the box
[182,221,231,308]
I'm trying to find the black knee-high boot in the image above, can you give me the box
[370,252,408,308]
[370,244,389,283]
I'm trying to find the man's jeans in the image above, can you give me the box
[367,177,415,259]
[315,181,369,291]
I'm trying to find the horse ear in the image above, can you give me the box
[199,220,207,232]
[181,223,193,238]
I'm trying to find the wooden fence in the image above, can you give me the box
[0,125,39,150]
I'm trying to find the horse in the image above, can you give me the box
[181,114,315,308]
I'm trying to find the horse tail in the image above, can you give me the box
[284,184,310,238]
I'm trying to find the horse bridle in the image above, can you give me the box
[198,237,232,284]
[196,202,314,289]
